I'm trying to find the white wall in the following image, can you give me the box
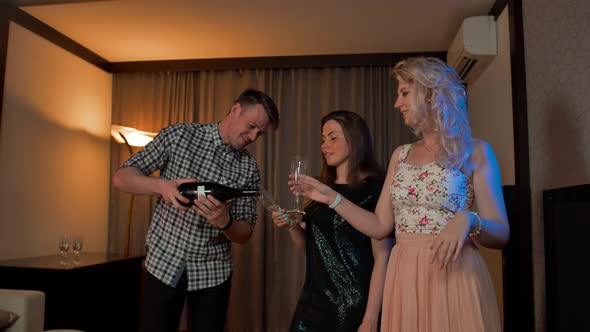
[469,8,515,186]
[522,1,590,331]
[467,7,515,327]
[0,22,113,260]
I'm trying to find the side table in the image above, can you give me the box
[0,253,144,332]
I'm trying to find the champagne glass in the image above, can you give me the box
[286,156,307,228]
[290,155,307,213]
[257,188,281,213]
[257,188,300,228]
[58,236,71,266]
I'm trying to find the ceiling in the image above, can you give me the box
[8,0,495,62]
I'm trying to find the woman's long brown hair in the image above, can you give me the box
[317,110,384,187]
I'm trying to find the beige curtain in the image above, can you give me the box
[109,67,411,331]
[109,72,196,255]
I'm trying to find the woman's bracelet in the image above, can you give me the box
[467,211,482,236]
[328,193,342,209]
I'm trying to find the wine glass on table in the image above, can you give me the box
[58,235,71,266]
[288,155,307,226]
[71,236,84,265]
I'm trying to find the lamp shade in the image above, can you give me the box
[110,124,158,255]
[111,125,157,147]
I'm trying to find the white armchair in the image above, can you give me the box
[0,290,82,332]
[0,289,45,332]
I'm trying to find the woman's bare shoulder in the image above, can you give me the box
[470,138,498,168]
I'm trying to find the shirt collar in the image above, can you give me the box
[210,122,239,155]
[211,122,225,148]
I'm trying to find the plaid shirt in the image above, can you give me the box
[122,123,260,290]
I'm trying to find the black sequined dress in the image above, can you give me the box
[290,176,384,332]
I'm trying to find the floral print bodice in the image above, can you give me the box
[390,144,474,235]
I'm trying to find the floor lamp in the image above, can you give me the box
[111,125,157,255]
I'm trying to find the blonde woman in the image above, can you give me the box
[292,58,509,331]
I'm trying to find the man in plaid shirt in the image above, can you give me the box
[113,89,279,332]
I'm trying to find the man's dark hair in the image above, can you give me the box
[234,89,280,129]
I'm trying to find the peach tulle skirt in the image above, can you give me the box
[381,233,501,332]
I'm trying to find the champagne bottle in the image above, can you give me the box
[177,182,259,207]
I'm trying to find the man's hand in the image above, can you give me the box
[192,195,231,229]
[158,178,198,211]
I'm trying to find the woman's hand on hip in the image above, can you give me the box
[429,211,475,269]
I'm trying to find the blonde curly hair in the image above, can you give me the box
[391,57,472,169]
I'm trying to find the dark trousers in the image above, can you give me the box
[139,270,232,332]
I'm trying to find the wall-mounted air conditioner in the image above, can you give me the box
[447,16,497,84]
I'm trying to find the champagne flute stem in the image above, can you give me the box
[295,193,302,212]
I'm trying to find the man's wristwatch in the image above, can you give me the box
[219,218,233,231]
